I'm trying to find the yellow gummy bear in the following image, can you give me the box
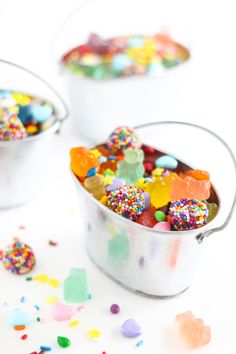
[89,149,101,158]
[143,173,180,208]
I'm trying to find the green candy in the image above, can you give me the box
[109,231,130,261]
[154,210,166,222]
[57,336,71,348]
[63,268,88,303]
[205,201,218,223]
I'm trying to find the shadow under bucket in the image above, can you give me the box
[71,122,236,297]
[0,60,69,208]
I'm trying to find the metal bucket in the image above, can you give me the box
[0,60,69,208]
[71,122,236,297]
[54,0,191,143]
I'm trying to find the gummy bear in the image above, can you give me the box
[70,147,99,179]
[170,176,211,202]
[143,173,179,208]
[64,268,88,303]
[175,311,211,349]
[205,201,218,223]
[116,148,144,184]
[84,175,106,200]
[184,169,210,181]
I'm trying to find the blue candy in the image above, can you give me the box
[155,155,178,169]
[9,308,32,327]
[128,37,144,48]
[87,167,98,177]
[31,104,53,123]
[18,105,32,124]
[40,345,52,351]
[112,54,133,72]
[99,155,107,163]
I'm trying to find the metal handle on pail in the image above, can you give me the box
[134,121,236,243]
[0,59,69,133]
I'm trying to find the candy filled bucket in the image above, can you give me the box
[0,60,68,208]
[55,0,191,142]
[71,122,236,297]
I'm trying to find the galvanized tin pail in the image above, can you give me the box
[71,122,236,297]
[0,60,69,208]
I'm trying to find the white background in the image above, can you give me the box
[0,0,236,353]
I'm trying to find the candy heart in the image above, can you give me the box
[121,319,142,338]
[52,302,74,321]
[31,104,53,123]
[9,308,32,327]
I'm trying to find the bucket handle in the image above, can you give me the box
[0,59,69,133]
[134,121,236,243]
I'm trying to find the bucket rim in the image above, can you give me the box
[71,170,220,239]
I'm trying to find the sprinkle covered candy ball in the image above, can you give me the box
[0,113,27,141]
[107,126,141,150]
[106,185,145,221]
[2,240,36,274]
[168,199,209,231]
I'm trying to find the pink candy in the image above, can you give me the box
[52,302,74,321]
[153,221,171,231]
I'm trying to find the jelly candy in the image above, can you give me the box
[106,177,124,192]
[205,201,218,223]
[52,302,74,321]
[175,311,211,349]
[135,208,157,228]
[31,104,53,123]
[170,176,211,201]
[116,148,144,184]
[57,336,71,348]
[143,191,150,209]
[87,328,101,340]
[84,175,106,200]
[154,210,166,222]
[153,221,171,231]
[143,173,179,208]
[185,169,210,181]
[121,319,142,338]
[110,303,120,314]
[70,147,99,178]
[64,268,88,303]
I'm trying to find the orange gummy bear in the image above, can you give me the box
[170,176,210,202]
[185,169,210,181]
[70,147,99,178]
[175,311,211,349]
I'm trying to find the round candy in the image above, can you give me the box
[110,303,120,314]
[154,210,166,222]
[106,185,145,221]
[107,126,141,150]
[155,155,178,169]
[2,240,36,274]
[0,113,27,141]
[153,221,171,231]
[168,199,209,231]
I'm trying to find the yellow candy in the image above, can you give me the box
[45,295,58,304]
[100,195,108,205]
[12,92,31,106]
[49,278,60,288]
[103,175,115,186]
[26,125,38,134]
[69,320,79,327]
[152,167,164,177]
[143,173,179,208]
[136,178,145,189]
[89,149,101,158]
[34,274,50,283]
[87,328,101,340]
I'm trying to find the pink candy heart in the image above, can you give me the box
[52,302,74,321]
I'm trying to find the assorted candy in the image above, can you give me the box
[70,126,219,232]
[62,32,190,80]
[0,90,55,140]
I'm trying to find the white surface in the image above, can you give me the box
[0,0,236,353]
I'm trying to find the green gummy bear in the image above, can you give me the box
[116,148,144,184]
[63,268,88,303]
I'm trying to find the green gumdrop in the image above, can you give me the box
[154,210,166,222]
[63,268,88,303]
[109,232,130,261]
[205,202,218,223]
[57,336,71,348]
